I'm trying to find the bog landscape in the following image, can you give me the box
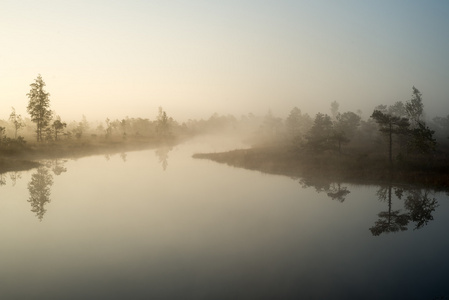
[3,75,449,189]
[2,1,449,299]
[1,75,448,299]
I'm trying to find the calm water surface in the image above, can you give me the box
[1,137,448,299]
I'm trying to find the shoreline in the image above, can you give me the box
[0,136,180,174]
[193,147,449,191]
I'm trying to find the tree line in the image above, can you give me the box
[250,86,449,167]
[1,75,183,147]
[0,75,266,148]
[3,75,449,168]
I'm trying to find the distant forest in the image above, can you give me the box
[2,75,449,173]
[249,86,449,164]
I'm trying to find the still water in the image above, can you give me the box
[1,137,448,300]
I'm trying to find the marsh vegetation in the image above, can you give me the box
[194,87,449,189]
[1,76,448,299]
[1,141,448,299]
[2,76,449,190]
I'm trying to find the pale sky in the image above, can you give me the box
[1,0,449,122]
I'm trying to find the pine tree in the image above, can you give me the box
[26,75,52,142]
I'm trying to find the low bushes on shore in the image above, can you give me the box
[193,147,449,190]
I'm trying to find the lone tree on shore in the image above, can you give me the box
[333,111,361,153]
[27,74,52,142]
[156,107,171,138]
[305,113,335,152]
[371,109,410,166]
[9,107,25,139]
[405,86,424,128]
[52,116,67,141]
[404,87,436,154]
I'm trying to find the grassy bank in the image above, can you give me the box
[0,158,41,174]
[193,147,449,190]
[0,136,180,174]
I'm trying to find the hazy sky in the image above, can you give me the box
[1,0,449,122]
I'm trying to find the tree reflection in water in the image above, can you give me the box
[51,159,67,175]
[299,176,439,236]
[28,167,53,221]
[155,145,172,171]
[326,183,350,203]
[9,171,22,186]
[120,152,127,162]
[370,185,439,236]
[369,185,409,236]
[403,188,439,230]
[299,178,351,202]
[26,160,67,220]
[0,173,6,186]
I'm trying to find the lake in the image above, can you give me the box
[1,136,448,300]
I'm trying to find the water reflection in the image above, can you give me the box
[1,147,448,300]
[28,167,54,221]
[103,153,128,162]
[403,188,439,230]
[155,145,172,171]
[298,176,439,236]
[0,154,443,234]
[0,171,23,186]
[299,177,351,202]
[27,159,68,221]
[326,182,350,202]
[9,171,22,186]
[51,159,68,175]
[120,152,127,162]
[370,185,439,236]
[369,185,410,236]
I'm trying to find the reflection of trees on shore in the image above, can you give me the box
[51,159,67,175]
[28,167,54,221]
[326,183,350,202]
[26,160,67,220]
[369,185,409,236]
[370,185,439,236]
[155,145,172,171]
[299,177,439,236]
[102,153,128,162]
[120,152,127,162]
[299,178,351,202]
[9,171,22,186]
[299,177,331,193]
[403,189,439,230]
[0,171,25,187]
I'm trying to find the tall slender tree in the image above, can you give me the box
[285,107,302,138]
[371,110,410,166]
[333,111,361,153]
[405,86,424,128]
[52,116,67,141]
[9,107,25,139]
[305,113,335,151]
[27,75,52,142]
[330,101,340,120]
[156,107,171,138]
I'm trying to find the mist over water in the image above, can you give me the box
[0,137,448,299]
[2,1,449,297]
